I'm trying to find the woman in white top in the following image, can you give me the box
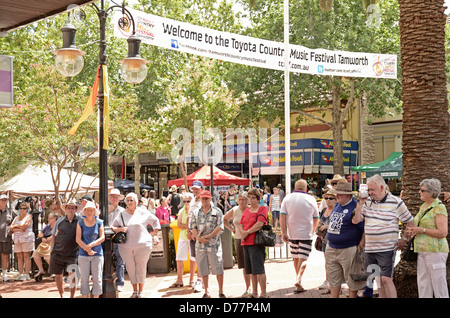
[269,187,281,229]
[223,192,251,297]
[10,202,35,281]
[112,192,161,298]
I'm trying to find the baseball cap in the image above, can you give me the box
[81,194,93,201]
[0,194,8,200]
[200,190,212,198]
[192,180,203,189]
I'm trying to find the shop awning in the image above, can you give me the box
[352,152,402,178]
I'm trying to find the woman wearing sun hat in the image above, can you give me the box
[76,201,105,298]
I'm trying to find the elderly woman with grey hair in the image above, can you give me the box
[112,192,161,298]
[406,178,449,298]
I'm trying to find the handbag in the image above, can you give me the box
[254,214,276,247]
[401,204,438,262]
[314,235,323,251]
[112,213,127,244]
[402,238,417,262]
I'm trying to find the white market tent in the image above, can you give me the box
[0,162,113,199]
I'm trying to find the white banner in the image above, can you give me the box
[113,8,397,79]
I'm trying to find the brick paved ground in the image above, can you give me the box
[0,244,359,299]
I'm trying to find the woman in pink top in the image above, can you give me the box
[240,188,269,298]
[155,196,170,224]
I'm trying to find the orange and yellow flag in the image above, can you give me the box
[68,65,110,150]
[68,66,100,136]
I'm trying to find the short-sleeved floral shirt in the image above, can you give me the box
[414,198,449,253]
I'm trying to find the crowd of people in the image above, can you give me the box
[0,173,448,298]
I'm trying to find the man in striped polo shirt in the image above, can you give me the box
[353,174,414,298]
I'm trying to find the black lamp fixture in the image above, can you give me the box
[52,1,148,83]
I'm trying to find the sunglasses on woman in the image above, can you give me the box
[183,200,191,203]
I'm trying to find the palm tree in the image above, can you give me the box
[393,0,450,297]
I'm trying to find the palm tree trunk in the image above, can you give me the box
[394,0,449,298]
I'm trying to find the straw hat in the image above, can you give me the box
[61,198,82,213]
[36,243,51,256]
[322,188,336,197]
[329,180,353,195]
[331,174,345,183]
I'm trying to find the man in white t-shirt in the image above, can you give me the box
[280,179,319,293]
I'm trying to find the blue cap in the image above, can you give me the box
[192,180,203,189]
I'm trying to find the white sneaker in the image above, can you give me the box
[319,280,329,289]
[116,285,123,292]
[193,280,203,293]
[2,275,9,282]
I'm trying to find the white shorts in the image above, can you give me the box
[176,238,195,261]
[14,241,34,253]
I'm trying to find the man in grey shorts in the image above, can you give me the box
[190,190,225,298]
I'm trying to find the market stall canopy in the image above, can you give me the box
[168,165,250,187]
[114,179,153,192]
[0,162,113,199]
[0,0,95,33]
[352,152,402,178]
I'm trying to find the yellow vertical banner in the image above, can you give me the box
[102,65,110,150]
[68,66,100,136]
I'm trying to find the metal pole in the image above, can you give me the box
[97,0,116,298]
[284,0,291,194]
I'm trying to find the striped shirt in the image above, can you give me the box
[362,192,413,253]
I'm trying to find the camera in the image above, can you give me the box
[359,184,369,199]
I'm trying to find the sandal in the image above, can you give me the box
[34,272,44,278]
[294,283,307,293]
[169,283,184,288]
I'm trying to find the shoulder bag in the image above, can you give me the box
[112,213,127,244]
[254,213,276,247]
[402,203,438,262]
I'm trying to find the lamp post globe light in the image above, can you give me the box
[52,21,86,77]
[120,34,149,84]
[53,0,148,298]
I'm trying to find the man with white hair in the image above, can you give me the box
[353,174,414,298]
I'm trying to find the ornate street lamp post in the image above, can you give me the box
[52,0,148,298]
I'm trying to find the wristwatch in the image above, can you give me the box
[423,228,426,234]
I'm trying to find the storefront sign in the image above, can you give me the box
[252,151,312,167]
